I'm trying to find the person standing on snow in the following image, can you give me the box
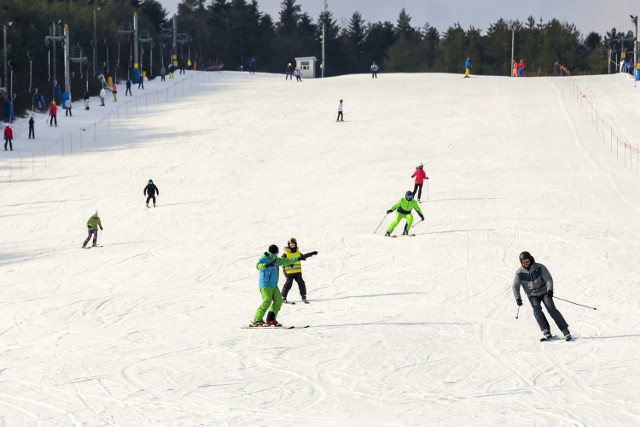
[512,251,571,341]
[111,83,118,102]
[281,238,317,304]
[336,99,344,122]
[411,163,428,202]
[125,78,132,96]
[160,65,166,82]
[64,97,72,116]
[370,61,379,78]
[285,63,293,80]
[83,91,91,110]
[518,59,525,77]
[99,87,106,106]
[49,101,58,126]
[143,179,159,208]
[385,190,424,237]
[464,57,472,78]
[294,67,302,82]
[512,60,518,77]
[252,245,304,326]
[4,125,13,151]
[82,211,103,248]
[249,57,256,74]
[28,116,35,139]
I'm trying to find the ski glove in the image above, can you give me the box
[299,251,318,261]
[547,290,553,298]
[516,298,523,306]
[419,214,425,221]
[386,210,393,214]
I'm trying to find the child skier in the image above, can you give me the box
[143,179,159,208]
[82,211,103,248]
[281,238,315,304]
[385,191,424,236]
[411,163,428,202]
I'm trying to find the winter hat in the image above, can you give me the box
[268,244,279,254]
[288,237,297,247]
[148,179,153,183]
[94,210,99,216]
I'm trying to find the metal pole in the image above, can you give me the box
[172,14,177,69]
[64,23,70,100]
[52,23,58,82]
[321,0,327,78]
[133,13,139,74]
[93,8,99,75]
[632,16,638,77]
[3,24,7,97]
[510,27,514,76]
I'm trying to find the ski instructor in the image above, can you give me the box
[385,191,424,237]
[512,251,571,340]
[252,244,316,327]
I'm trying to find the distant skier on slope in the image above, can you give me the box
[143,179,159,208]
[253,244,316,327]
[336,99,344,122]
[512,251,572,341]
[385,191,424,237]
[82,211,103,248]
[281,237,317,304]
[464,57,471,78]
[411,163,428,202]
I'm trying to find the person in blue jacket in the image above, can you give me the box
[253,244,304,326]
[464,57,472,78]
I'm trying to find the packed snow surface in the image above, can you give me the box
[1,70,640,425]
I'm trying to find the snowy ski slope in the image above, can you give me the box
[1,70,640,426]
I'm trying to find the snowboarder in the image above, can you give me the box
[143,179,159,208]
[512,251,571,341]
[4,125,13,151]
[464,57,471,78]
[370,61,379,78]
[281,238,316,304]
[49,101,58,126]
[125,78,132,96]
[253,244,304,326]
[411,163,428,202]
[336,99,344,122]
[82,211,103,248]
[28,116,35,139]
[99,87,106,106]
[385,190,424,236]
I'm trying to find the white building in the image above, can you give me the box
[295,57,317,79]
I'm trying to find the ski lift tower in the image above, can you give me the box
[139,30,154,77]
[70,42,88,92]
[118,21,135,82]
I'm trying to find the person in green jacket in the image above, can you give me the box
[82,211,103,248]
[385,191,424,236]
[253,244,303,326]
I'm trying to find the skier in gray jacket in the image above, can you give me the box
[512,251,571,340]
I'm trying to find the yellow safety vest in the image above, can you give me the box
[282,248,302,275]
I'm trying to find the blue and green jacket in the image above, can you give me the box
[257,252,300,289]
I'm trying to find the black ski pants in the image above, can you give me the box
[29,128,35,139]
[146,195,156,205]
[4,138,12,150]
[413,183,423,201]
[282,273,306,300]
[83,229,99,247]
[336,111,343,121]
[528,293,568,333]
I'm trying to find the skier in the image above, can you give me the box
[281,238,317,304]
[294,67,302,82]
[82,211,103,248]
[138,75,144,89]
[411,163,428,202]
[49,101,58,126]
[385,190,424,237]
[370,61,379,78]
[28,116,35,139]
[112,83,118,102]
[125,78,132,96]
[99,87,106,106]
[518,59,525,77]
[512,251,571,341]
[4,125,13,151]
[464,57,472,78]
[285,63,293,80]
[249,57,256,74]
[143,179,159,208]
[252,244,303,326]
[336,99,344,122]
[160,65,166,82]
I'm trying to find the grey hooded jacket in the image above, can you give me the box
[512,263,553,300]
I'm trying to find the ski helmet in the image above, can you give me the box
[268,244,279,254]
[519,251,535,264]
[405,190,414,199]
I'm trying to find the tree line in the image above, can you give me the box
[0,0,634,118]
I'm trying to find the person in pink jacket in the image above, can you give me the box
[411,163,428,202]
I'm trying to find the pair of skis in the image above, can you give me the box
[242,324,309,330]
[540,335,572,342]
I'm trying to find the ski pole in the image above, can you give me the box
[515,306,521,319]
[374,213,389,234]
[554,296,597,310]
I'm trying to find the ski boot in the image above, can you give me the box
[384,232,391,237]
[251,320,265,327]
[562,328,572,341]
[543,329,552,340]
[266,312,282,327]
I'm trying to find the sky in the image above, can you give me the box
[2,68,640,424]
[157,0,640,36]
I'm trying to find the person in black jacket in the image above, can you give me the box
[143,179,159,208]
